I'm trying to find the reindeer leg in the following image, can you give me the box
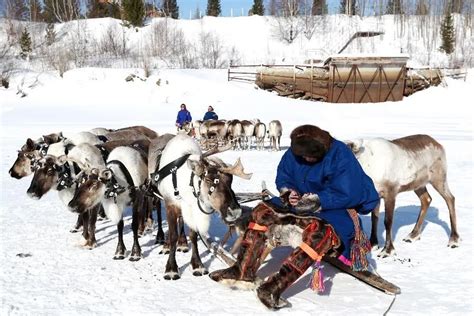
[97,204,107,221]
[404,187,431,243]
[70,213,83,233]
[431,179,460,247]
[190,229,208,276]
[154,198,165,245]
[130,190,145,261]
[177,216,189,253]
[379,196,396,258]
[164,204,180,280]
[113,219,126,260]
[370,202,381,249]
[84,206,98,249]
[80,211,90,247]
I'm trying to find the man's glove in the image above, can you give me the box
[294,193,321,212]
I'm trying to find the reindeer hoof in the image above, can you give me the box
[403,234,420,243]
[164,272,180,280]
[70,227,82,233]
[113,254,126,260]
[377,248,395,258]
[83,242,97,250]
[447,240,460,248]
[177,245,189,253]
[192,267,209,276]
[129,255,142,262]
[159,248,170,255]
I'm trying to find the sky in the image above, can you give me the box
[178,0,255,19]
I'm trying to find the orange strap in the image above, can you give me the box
[248,222,268,232]
[299,242,322,261]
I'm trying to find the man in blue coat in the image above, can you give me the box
[210,124,379,310]
[175,103,192,129]
[203,105,218,121]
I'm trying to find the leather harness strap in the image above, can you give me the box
[248,222,268,232]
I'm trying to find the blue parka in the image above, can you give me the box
[203,111,218,121]
[176,110,192,127]
[274,139,379,259]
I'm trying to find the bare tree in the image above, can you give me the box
[99,24,129,58]
[198,30,225,68]
[274,0,303,43]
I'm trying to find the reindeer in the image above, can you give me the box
[227,119,243,150]
[9,131,100,179]
[199,120,228,149]
[345,134,459,257]
[267,120,282,151]
[26,143,106,248]
[240,120,256,150]
[254,122,266,151]
[150,134,252,280]
[68,145,148,260]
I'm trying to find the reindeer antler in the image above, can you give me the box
[219,157,252,180]
[202,142,233,158]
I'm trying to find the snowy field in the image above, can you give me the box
[0,66,473,315]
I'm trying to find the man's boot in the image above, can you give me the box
[209,227,267,287]
[257,223,339,310]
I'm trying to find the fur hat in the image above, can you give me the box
[290,125,333,160]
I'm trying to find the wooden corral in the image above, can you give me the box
[326,55,409,103]
[228,57,457,103]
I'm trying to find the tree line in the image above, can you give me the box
[3,1,470,25]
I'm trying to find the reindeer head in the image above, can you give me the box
[68,168,111,213]
[9,138,42,179]
[187,155,252,224]
[27,156,59,199]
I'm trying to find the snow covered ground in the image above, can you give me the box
[1,66,472,315]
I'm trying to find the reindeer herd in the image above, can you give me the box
[186,119,282,151]
[8,124,460,283]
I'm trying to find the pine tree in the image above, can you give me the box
[385,0,403,15]
[163,0,179,19]
[439,9,455,55]
[45,23,56,46]
[206,0,221,17]
[122,0,145,26]
[312,0,327,15]
[28,0,43,21]
[20,28,32,59]
[339,0,358,15]
[250,0,264,16]
[87,0,109,18]
[109,2,121,19]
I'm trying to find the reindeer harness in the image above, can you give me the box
[105,160,136,203]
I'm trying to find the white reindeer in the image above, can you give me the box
[346,134,459,257]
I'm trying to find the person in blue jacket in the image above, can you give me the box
[203,106,218,121]
[175,103,192,129]
[210,124,379,310]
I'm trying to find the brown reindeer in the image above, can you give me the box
[346,134,459,257]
